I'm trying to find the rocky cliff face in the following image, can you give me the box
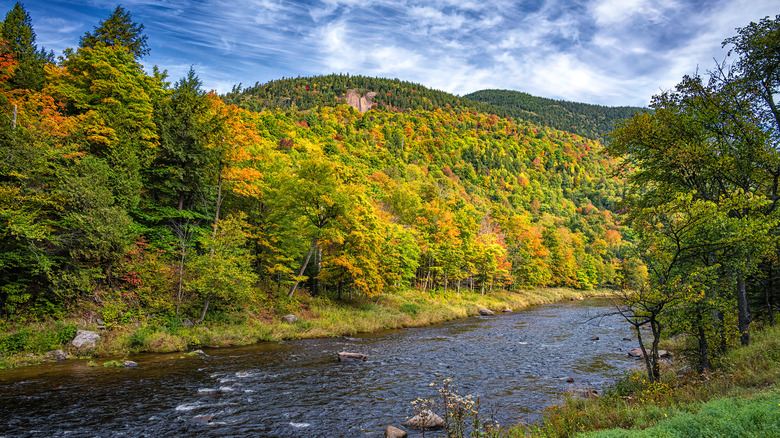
[344,89,378,113]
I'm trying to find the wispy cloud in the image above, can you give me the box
[20,0,780,106]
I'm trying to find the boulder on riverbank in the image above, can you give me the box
[337,352,367,362]
[402,410,445,430]
[385,425,408,437]
[628,348,671,358]
[568,388,600,399]
[282,314,298,324]
[478,308,495,316]
[71,330,100,349]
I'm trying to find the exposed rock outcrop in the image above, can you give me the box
[343,89,378,113]
[71,330,100,349]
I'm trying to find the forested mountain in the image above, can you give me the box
[0,4,639,327]
[464,89,646,141]
[223,74,510,115]
[224,76,645,142]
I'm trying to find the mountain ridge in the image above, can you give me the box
[223,74,643,140]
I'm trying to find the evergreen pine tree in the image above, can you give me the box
[1,2,51,91]
[79,5,150,59]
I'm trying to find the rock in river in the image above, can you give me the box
[478,308,495,316]
[191,415,212,424]
[385,425,408,438]
[337,352,367,362]
[402,410,445,430]
[628,348,670,358]
[71,330,100,349]
[46,349,68,361]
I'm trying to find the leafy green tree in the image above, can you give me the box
[54,156,135,299]
[47,43,162,210]
[189,213,257,322]
[79,5,150,59]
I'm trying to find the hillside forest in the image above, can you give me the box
[0,4,633,326]
[1,3,779,381]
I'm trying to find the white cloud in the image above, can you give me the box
[26,0,780,106]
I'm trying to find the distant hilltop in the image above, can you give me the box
[222,74,646,141]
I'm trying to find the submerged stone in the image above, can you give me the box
[337,352,367,362]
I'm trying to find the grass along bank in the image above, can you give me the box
[0,287,599,369]
[511,322,780,437]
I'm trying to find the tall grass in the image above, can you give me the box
[514,323,780,437]
[1,287,593,368]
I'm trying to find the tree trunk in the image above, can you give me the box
[764,267,775,325]
[651,322,661,382]
[197,172,223,324]
[737,276,751,346]
[635,325,655,383]
[196,295,209,325]
[698,319,710,373]
[289,238,318,298]
[175,245,185,317]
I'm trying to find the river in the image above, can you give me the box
[0,299,638,437]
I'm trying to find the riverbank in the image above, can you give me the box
[515,322,780,437]
[0,287,606,370]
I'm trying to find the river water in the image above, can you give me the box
[0,299,638,437]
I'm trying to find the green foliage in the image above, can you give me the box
[151,67,219,212]
[0,321,77,355]
[188,213,258,312]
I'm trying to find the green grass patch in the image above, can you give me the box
[581,392,780,438]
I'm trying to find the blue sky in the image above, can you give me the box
[18,0,778,107]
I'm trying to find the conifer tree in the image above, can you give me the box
[79,5,150,59]
[1,2,51,91]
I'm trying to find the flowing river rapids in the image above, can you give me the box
[0,299,639,437]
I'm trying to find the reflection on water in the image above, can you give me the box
[0,299,637,437]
